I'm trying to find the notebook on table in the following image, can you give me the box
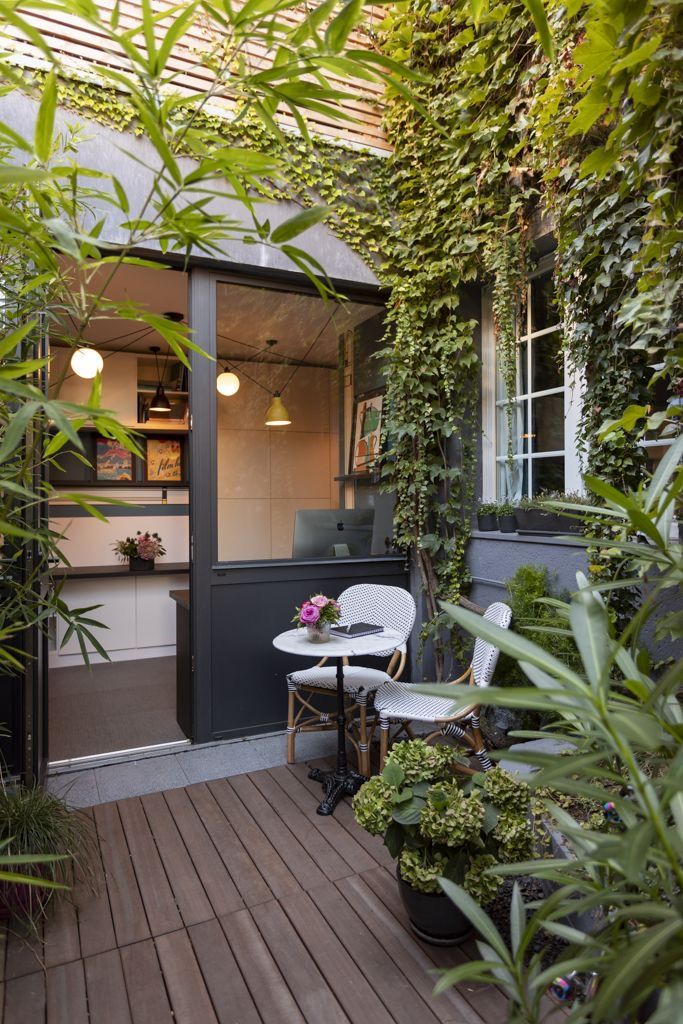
[330,623,384,638]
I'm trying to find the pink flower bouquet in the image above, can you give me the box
[292,593,341,633]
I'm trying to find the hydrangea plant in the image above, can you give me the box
[352,741,533,902]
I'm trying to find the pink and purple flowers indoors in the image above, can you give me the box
[293,594,341,638]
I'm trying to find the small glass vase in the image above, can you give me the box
[306,622,331,643]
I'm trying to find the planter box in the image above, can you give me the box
[514,508,582,536]
[129,557,155,571]
[497,513,516,533]
[477,513,497,532]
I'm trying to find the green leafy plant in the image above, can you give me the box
[0,783,95,921]
[478,502,498,516]
[352,740,534,901]
[496,501,516,516]
[432,437,683,1023]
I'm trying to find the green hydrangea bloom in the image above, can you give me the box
[493,810,535,863]
[482,767,531,814]
[399,847,449,893]
[386,739,458,784]
[352,776,394,836]
[464,854,502,906]
[419,783,485,847]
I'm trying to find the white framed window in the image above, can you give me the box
[481,256,583,502]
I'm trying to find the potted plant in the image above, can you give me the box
[496,501,517,533]
[113,530,166,570]
[514,492,588,536]
[0,782,95,922]
[292,593,341,643]
[477,502,498,531]
[352,740,534,945]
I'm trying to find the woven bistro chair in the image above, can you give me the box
[374,601,512,773]
[286,584,416,776]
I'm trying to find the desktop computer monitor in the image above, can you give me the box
[292,509,374,559]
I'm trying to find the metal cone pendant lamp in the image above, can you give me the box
[149,345,171,413]
[265,391,291,426]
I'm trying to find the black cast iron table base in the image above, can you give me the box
[308,655,368,815]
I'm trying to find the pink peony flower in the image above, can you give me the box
[310,595,329,608]
[300,603,321,625]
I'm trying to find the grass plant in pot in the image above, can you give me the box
[113,530,166,571]
[477,502,498,532]
[0,782,95,923]
[352,740,534,945]
[496,501,517,533]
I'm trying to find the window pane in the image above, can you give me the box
[518,339,528,394]
[215,281,383,561]
[530,272,557,332]
[532,456,564,495]
[531,392,564,452]
[497,459,525,503]
[497,400,527,457]
[531,331,563,392]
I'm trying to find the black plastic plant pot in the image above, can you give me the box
[129,557,155,571]
[396,871,473,946]
[497,513,517,533]
[477,513,497,532]
[515,509,582,536]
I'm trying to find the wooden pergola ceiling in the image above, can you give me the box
[6,1,391,153]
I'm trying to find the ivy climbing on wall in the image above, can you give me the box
[376,0,681,660]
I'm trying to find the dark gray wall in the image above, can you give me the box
[468,532,588,609]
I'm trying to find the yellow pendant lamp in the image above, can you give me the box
[265,391,291,426]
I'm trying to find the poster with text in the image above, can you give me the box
[147,438,182,482]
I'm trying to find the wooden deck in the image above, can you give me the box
[0,762,510,1024]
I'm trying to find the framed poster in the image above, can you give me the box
[349,389,383,473]
[96,438,133,481]
[147,438,182,482]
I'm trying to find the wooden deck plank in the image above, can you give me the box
[187,918,262,1024]
[3,971,45,1024]
[310,880,443,1024]
[93,803,149,947]
[84,949,132,1024]
[43,894,81,969]
[155,929,219,1024]
[219,907,305,1024]
[4,924,44,980]
[207,779,301,900]
[163,788,244,918]
[251,770,355,882]
[229,774,328,891]
[186,782,272,908]
[120,939,174,1024]
[117,797,183,936]
[339,873,485,1024]
[360,867,510,1023]
[280,889,394,1024]
[271,765,377,874]
[251,898,350,1024]
[46,960,88,1024]
[288,761,395,869]
[72,813,116,958]
[140,791,214,927]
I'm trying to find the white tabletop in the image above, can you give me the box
[272,627,403,659]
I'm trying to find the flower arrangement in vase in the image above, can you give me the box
[293,593,341,643]
[113,531,166,571]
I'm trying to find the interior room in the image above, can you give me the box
[47,263,191,763]
[46,265,389,765]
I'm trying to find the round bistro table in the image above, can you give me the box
[272,626,403,815]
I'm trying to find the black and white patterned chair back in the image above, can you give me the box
[337,584,416,659]
[471,602,512,687]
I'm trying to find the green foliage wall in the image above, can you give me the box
[377,0,681,660]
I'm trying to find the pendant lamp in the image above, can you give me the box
[149,346,171,413]
[70,346,103,379]
[265,391,291,426]
[216,369,240,396]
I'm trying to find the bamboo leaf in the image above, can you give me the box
[35,70,57,163]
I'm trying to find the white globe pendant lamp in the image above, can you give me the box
[216,370,240,396]
[70,346,103,379]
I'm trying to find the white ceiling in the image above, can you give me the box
[56,263,383,367]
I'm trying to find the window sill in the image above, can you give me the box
[470,530,584,547]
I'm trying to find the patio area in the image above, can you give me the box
[1,760,510,1024]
